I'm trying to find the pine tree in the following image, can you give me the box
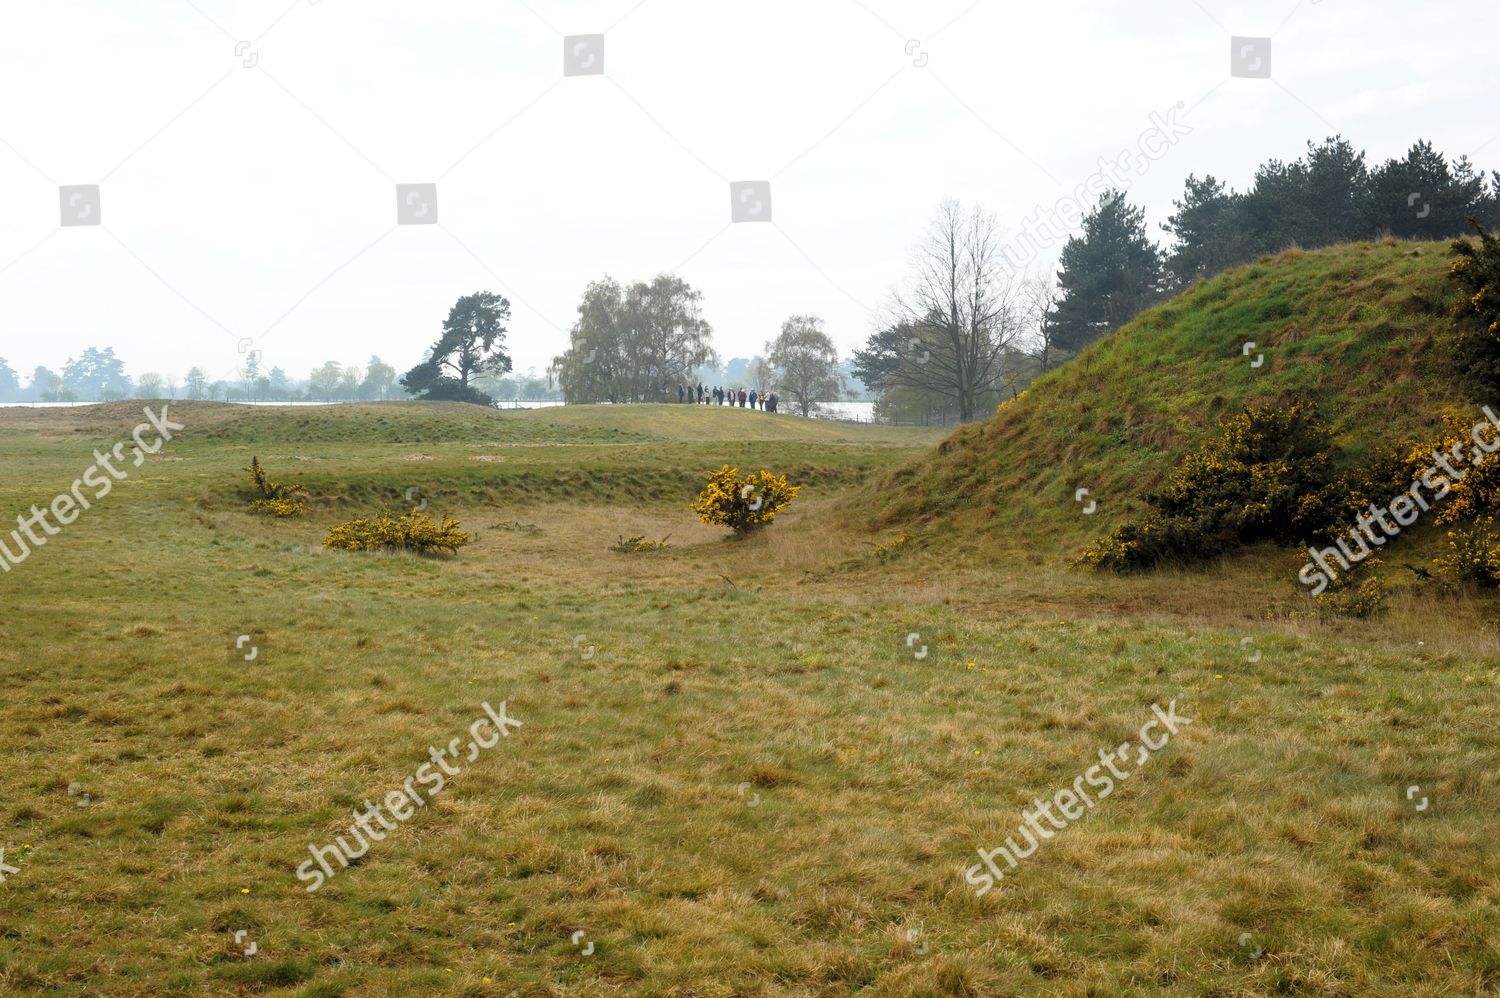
[1047,191,1166,354]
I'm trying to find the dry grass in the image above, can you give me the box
[0,403,1497,996]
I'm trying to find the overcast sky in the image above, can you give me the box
[1,0,1496,386]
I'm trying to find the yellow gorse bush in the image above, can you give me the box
[691,465,800,535]
[1403,412,1500,526]
[245,456,307,517]
[323,510,470,555]
[1438,517,1500,586]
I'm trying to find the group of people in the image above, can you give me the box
[677,383,779,412]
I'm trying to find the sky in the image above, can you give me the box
[1,0,1497,387]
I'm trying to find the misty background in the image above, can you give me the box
[1,0,1496,403]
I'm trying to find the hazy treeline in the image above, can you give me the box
[0,348,558,404]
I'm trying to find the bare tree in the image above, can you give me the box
[767,315,842,417]
[1020,275,1060,375]
[135,372,165,399]
[883,200,1022,422]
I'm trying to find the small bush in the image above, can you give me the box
[245,457,307,517]
[1080,403,1347,571]
[323,511,470,555]
[1312,558,1389,618]
[611,534,671,553]
[691,465,800,535]
[872,533,911,561]
[1449,221,1500,392]
[1438,517,1500,586]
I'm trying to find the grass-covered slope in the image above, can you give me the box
[871,240,1473,554]
[0,401,945,511]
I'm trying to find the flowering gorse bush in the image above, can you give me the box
[1450,221,1500,391]
[1403,411,1500,525]
[1438,517,1500,586]
[323,510,470,555]
[611,534,671,553]
[1312,556,1389,618]
[691,465,800,535]
[245,456,307,517]
[1080,403,1352,571]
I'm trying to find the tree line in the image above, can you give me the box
[0,347,556,404]
[8,135,1488,420]
[855,135,1500,423]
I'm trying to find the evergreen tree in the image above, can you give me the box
[1369,141,1490,240]
[1047,191,1166,353]
[401,291,513,406]
[0,358,19,401]
[1301,136,1372,247]
[1163,174,1252,286]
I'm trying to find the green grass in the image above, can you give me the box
[1,376,1498,994]
[870,239,1474,560]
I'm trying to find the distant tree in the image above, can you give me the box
[1369,141,1492,241]
[62,347,131,400]
[850,323,913,398]
[1017,275,1061,375]
[520,374,549,401]
[28,366,63,402]
[165,373,178,399]
[185,367,208,400]
[1163,175,1251,286]
[361,356,396,400]
[0,358,19,401]
[338,365,363,401]
[268,367,291,397]
[747,357,774,395]
[402,291,513,405]
[1300,136,1372,248]
[767,315,842,416]
[880,199,1024,422]
[873,382,961,425]
[722,357,756,388]
[241,350,261,393]
[552,275,715,403]
[1237,157,1309,256]
[1047,191,1166,354]
[136,372,165,398]
[308,363,342,402]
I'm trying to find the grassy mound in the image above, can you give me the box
[869,240,1472,555]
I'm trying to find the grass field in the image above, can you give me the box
[1,397,1498,997]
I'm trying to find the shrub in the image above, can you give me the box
[1403,411,1500,525]
[1438,517,1500,586]
[611,534,671,553]
[323,511,470,555]
[1080,403,1347,571]
[1449,221,1500,392]
[245,457,307,517]
[872,533,911,561]
[1313,560,1389,618]
[691,465,800,535]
